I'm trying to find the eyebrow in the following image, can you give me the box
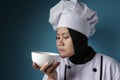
[56,32,69,35]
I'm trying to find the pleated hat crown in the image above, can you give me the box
[49,0,98,37]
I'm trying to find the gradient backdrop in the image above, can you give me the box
[1,0,120,80]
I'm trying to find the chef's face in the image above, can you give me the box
[56,27,74,58]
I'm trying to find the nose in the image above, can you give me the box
[59,37,64,46]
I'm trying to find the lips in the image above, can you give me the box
[58,49,65,53]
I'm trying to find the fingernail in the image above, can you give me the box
[44,62,49,66]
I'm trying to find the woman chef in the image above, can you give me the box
[33,0,120,80]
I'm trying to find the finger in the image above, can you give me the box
[44,61,55,72]
[40,62,49,72]
[32,62,40,69]
[46,62,60,73]
[49,62,60,73]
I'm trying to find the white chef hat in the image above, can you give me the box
[49,0,98,37]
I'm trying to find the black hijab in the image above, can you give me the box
[68,28,96,64]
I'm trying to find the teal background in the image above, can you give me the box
[0,0,120,80]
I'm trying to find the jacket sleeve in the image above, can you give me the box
[103,54,120,80]
[114,63,120,80]
[111,60,120,80]
[115,72,120,80]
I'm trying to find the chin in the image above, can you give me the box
[59,53,69,58]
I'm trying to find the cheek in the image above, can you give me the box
[68,44,74,53]
[66,40,74,54]
[67,39,74,49]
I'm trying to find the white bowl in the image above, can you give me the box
[31,51,59,66]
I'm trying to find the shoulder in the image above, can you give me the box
[92,53,120,69]
[96,53,120,64]
[96,53,120,77]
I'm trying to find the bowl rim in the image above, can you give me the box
[32,51,59,56]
